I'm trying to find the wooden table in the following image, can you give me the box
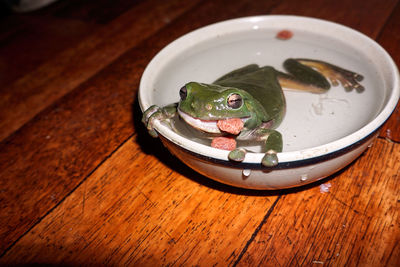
[0,0,399,265]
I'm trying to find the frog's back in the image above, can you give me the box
[213,65,285,126]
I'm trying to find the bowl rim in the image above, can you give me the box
[139,15,400,166]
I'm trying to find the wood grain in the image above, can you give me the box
[0,14,95,88]
[0,0,141,88]
[0,0,399,265]
[0,0,203,142]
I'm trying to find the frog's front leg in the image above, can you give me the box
[142,103,177,137]
[279,58,365,93]
[229,127,283,167]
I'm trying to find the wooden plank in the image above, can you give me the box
[0,138,278,265]
[0,0,141,88]
[0,0,203,142]
[36,0,144,24]
[234,138,400,266]
[0,15,95,88]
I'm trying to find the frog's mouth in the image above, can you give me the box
[178,109,248,134]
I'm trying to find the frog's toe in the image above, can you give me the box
[327,67,364,92]
[228,148,246,162]
[147,127,159,138]
[262,150,279,167]
[142,105,160,124]
[145,115,160,137]
[337,71,365,93]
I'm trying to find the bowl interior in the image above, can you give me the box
[140,16,398,161]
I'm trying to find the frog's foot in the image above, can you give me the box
[262,150,279,167]
[296,58,365,93]
[142,105,161,137]
[261,130,281,167]
[142,104,177,138]
[228,148,247,162]
[237,128,282,167]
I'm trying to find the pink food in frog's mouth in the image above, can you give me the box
[178,109,247,134]
[216,118,244,135]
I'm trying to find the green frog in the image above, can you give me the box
[142,58,364,167]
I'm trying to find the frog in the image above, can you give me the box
[142,58,364,167]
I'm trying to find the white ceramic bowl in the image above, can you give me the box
[139,15,399,189]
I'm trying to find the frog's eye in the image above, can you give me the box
[227,93,243,109]
[179,86,187,100]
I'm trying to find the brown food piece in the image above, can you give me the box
[276,30,293,40]
[217,118,244,135]
[211,137,237,151]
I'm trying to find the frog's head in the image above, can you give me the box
[177,82,266,133]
